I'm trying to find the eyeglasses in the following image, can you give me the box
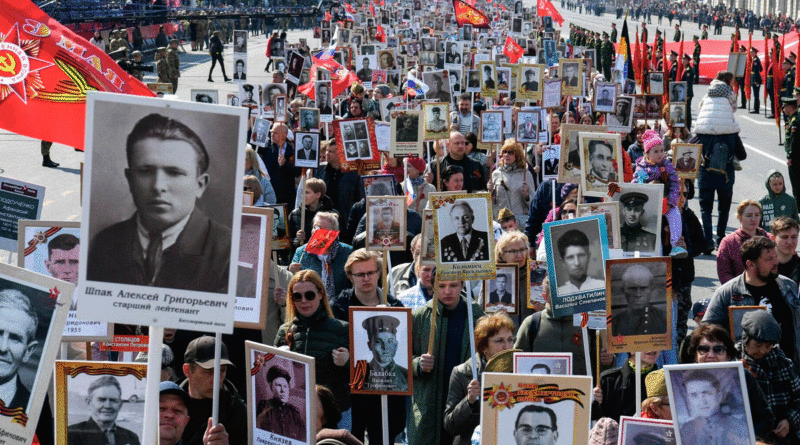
[696,345,726,355]
[502,150,515,155]
[516,425,554,436]
[560,209,576,216]
[351,270,379,279]
[503,248,527,256]
[292,291,318,302]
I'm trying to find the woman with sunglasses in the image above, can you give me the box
[275,270,352,429]
[488,140,536,229]
[495,231,542,314]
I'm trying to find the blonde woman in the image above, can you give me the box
[487,140,536,228]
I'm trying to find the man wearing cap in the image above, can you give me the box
[783,58,796,100]
[256,366,306,441]
[427,74,451,102]
[620,192,657,253]
[668,50,679,81]
[691,299,710,326]
[156,47,170,85]
[601,32,614,82]
[751,47,763,114]
[241,84,258,108]
[160,381,229,445]
[521,69,539,92]
[679,369,751,445]
[693,35,701,84]
[361,314,409,391]
[497,208,518,233]
[167,39,181,93]
[611,265,667,336]
[784,98,800,209]
[180,336,246,445]
[427,106,448,134]
[673,24,680,43]
[67,375,140,445]
[610,23,618,43]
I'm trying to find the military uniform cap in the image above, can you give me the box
[785,58,796,66]
[243,84,254,92]
[169,38,179,44]
[669,50,678,56]
[132,50,142,57]
[682,53,691,60]
[794,86,800,94]
[620,191,648,206]
[266,366,291,383]
[655,29,661,34]
[633,432,670,445]
[157,47,167,52]
[602,31,609,37]
[363,315,400,339]
[498,207,515,220]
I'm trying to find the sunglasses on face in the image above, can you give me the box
[292,291,317,302]
[696,345,726,355]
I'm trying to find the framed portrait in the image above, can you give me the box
[243,191,254,206]
[18,220,112,341]
[528,264,548,309]
[559,59,583,96]
[431,192,496,281]
[516,110,539,143]
[79,92,246,332]
[294,132,320,169]
[246,341,316,445]
[335,117,378,167]
[233,29,248,53]
[672,143,702,179]
[236,207,272,329]
[375,121,391,153]
[557,124,608,184]
[314,80,334,122]
[423,102,451,140]
[669,81,688,103]
[541,78,562,109]
[512,352,573,375]
[542,145,560,181]
[54,361,147,445]
[0,263,72,445]
[623,78,637,95]
[483,263,518,314]
[669,102,687,128]
[480,110,504,144]
[543,215,609,318]
[496,67,512,94]
[606,257,673,353]
[609,183,664,257]
[420,209,436,266]
[273,94,288,123]
[605,95,633,133]
[362,174,397,197]
[729,306,767,343]
[645,94,662,119]
[593,82,616,113]
[227,93,240,107]
[265,204,291,250]
[618,416,676,445]
[419,50,437,66]
[378,48,398,70]
[299,108,320,131]
[466,69,481,93]
[239,83,259,115]
[664,362,756,445]
[261,83,287,117]
[478,61,498,98]
[366,196,407,251]
[542,39,558,66]
[480,373,592,445]
[578,132,622,196]
[633,95,648,120]
[648,72,665,95]
[250,117,272,148]
[577,202,622,251]
[191,89,219,104]
[517,64,543,101]
[349,307,413,395]
[422,70,452,103]
[727,52,749,77]
[273,57,287,74]
[232,55,248,82]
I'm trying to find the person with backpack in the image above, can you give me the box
[691,70,747,254]
[207,31,230,82]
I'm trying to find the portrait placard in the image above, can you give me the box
[516,110,540,143]
[54,361,147,445]
[246,341,316,445]
[605,95,633,133]
[432,192,495,281]
[517,64,543,101]
[239,83,260,115]
[294,132,321,169]
[648,72,665,95]
[618,416,676,445]
[391,110,423,158]
[664,362,755,445]
[559,59,583,96]
[420,210,436,266]
[334,117,380,171]
[729,306,767,343]
[265,204,291,250]
[528,264,548,309]
[606,257,673,353]
[609,182,664,257]
[0,263,73,445]
[375,121,391,153]
[233,29,248,53]
[250,117,272,148]
[0,177,45,252]
[557,124,608,184]
[577,202,622,250]
[644,95,662,119]
[18,220,112,341]
[478,61,498,99]
[480,110,504,144]
[578,132,622,196]
[235,207,272,329]
[422,70,452,103]
[466,69,481,93]
[483,263,518,314]
[361,174,397,197]
[542,145,560,180]
[496,67,512,94]
[543,215,609,318]
[669,81,688,103]
[349,307,413,395]
[191,89,219,104]
[366,196,407,251]
[314,80,334,122]
[298,108,320,131]
[79,91,247,333]
[423,102,451,140]
[673,143,702,179]
[261,83,287,117]
[542,78,562,109]
[593,82,617,113]
[512,352,573,375]
[480,373,592,445]
[231,54,246,81]
[669,102,687,127]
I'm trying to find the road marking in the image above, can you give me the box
[61,190,72,196]
[743,142,786,164]
[739,115,779,126]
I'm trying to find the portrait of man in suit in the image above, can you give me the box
[440,201,489,262]
[296,135,317,161]
[233,59,246,80]
[489,274,512,304]
[0,289,39,413]
[562,62,579,87]
[67,375,141,445]
[86,113,232,293]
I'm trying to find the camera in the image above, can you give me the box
[118,60,155,75]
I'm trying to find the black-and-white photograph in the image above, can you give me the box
[261,83,287,116]
[623,78,637,95]
[445,41,462,65]
[294,132,320,169]
[419,51,437,66]
[449,69,462,95]
[361,174,396,198]
[250,118,271,148]
[483,264,518,314]
[247,343,315,445]
[378,49,397,70]
[516,110,539,143]
[579,132,622,195]
[670,81,687,102]
[543,145,560,180]
[233,56,247,81]
[577,202,622,251]
[79,92,246,331]
[239,83,259,115]
[648,72,665,95]
[286,51,305,85]
[55,362,146,445]
[236,207,271,328]
[434,194,493,266]
[610,183,664,256]
[605,95,633,133]
[338,118,374,161]
[274,95,287,122]
[560,60,582,94]
[233,30,247,53]
[466,69,480,93]
[480,111,503,144]
[349,307,413,395]
[366,196,406,251]
[559,124,600,182]
[422,71,452,103]
[670,102,686,128]
[479,62,497,96]
[542,15,554,31]
[543,40,558,66]
[273,57,287,73]
[299,108,320,131]
[513,352,573,375]
[192,89,219,104]
[227,94,239,107]
[356,55,377,84]
[391,110,423,157]
[518,65,541,99]
[423,102,450,140]
[618,416,676,445]
[665,362,755,445]
[315,80,334,119]
[607,258,670,338]
[594,82,617,113]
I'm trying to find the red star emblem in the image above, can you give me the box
[49,286,60,300]
[615,334,625,343]
[0,23,54,104]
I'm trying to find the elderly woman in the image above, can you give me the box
[245,147,277,205]
[444,312,516,445]
[290,212,353,298]
[488,140,536,228]
[495,231,543,314]
[717,200,768,284]
[275,271,351,428]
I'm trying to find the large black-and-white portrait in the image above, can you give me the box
[422,71,452,103]
[518,65,541,97]
[356,55,377,83]
[483,264,518,314]
[435,196,492,264]
[605,95,633,133]
[192,89,219,104]
[670,102,686,128]
[610,183,664,256]
[299,108,320,131]
[79,92,246,331]
[233,30,247,53]
[594,82,617,113]
[349,307,413,395]
[479,62,497,95]
[233,56,247,81]
[665,362,755,445]
[250,118,271,148]
[516,110,539,143]
[314,80,334,118]
[294,132,320,169]
[608,259,670,337]
[670,81,687,102]
[391,111,423,156]
[338,119,373,161]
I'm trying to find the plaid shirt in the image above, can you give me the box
[740,343,800,436]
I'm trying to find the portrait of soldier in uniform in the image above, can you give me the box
[619,192,657,253]
[361,315,409,392]
[610,264,668,336]
[426,106,448,134]
[256,366,306,441]
[521,68,539,92]
[372,206,401,242]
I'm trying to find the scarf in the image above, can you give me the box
[317,240,340,298]
[498,163,519,173]
[628,358,656,374]
[410,176,425,187]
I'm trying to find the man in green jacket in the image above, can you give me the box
[410,279,483,445]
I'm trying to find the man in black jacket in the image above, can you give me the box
[751,47,763,114]
[592,350,660,421]
[425,132,486,192]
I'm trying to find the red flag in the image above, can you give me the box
[537,0,564,26]
[676,35,685,82]
[0,0,155,149]
[662,47,670,105]
[298,56,360,100]
[499,4,506,10]
[453,0,491,29]
[744,33,752,101]
[344,3,356,13]
[369,3,376,16]
[306,229,339,255]
[633,29,641,86]
[764,40,771,104]
[503,36,524,63]
[774,35,785,127]
[375,24,386,43]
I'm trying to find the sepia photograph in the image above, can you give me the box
[483,264,518,314]
[423,102,450,140]
[673,143,703,179]
[366,196,407,251]
[349,307,413,395]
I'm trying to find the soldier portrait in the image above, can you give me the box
[484,264,518,314]
[670,102,686,127]
[423,103,450,140]
[349,307,413,395]
[594,83,616,113]
[516,111,539,143]
[520,66,541,93]
[480,63,497,93]
[618,417,676,445]
[609,260,669,337]
[395,113,420,143]
[315,81,333,116]
[605,96,633,132]
[422,71,451,102]
[612,184,663,256]
[233,30,247,53]
[579,133,621,195]
[239,83,259,114]
[670,82,687,102]
[466,70,480,92]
